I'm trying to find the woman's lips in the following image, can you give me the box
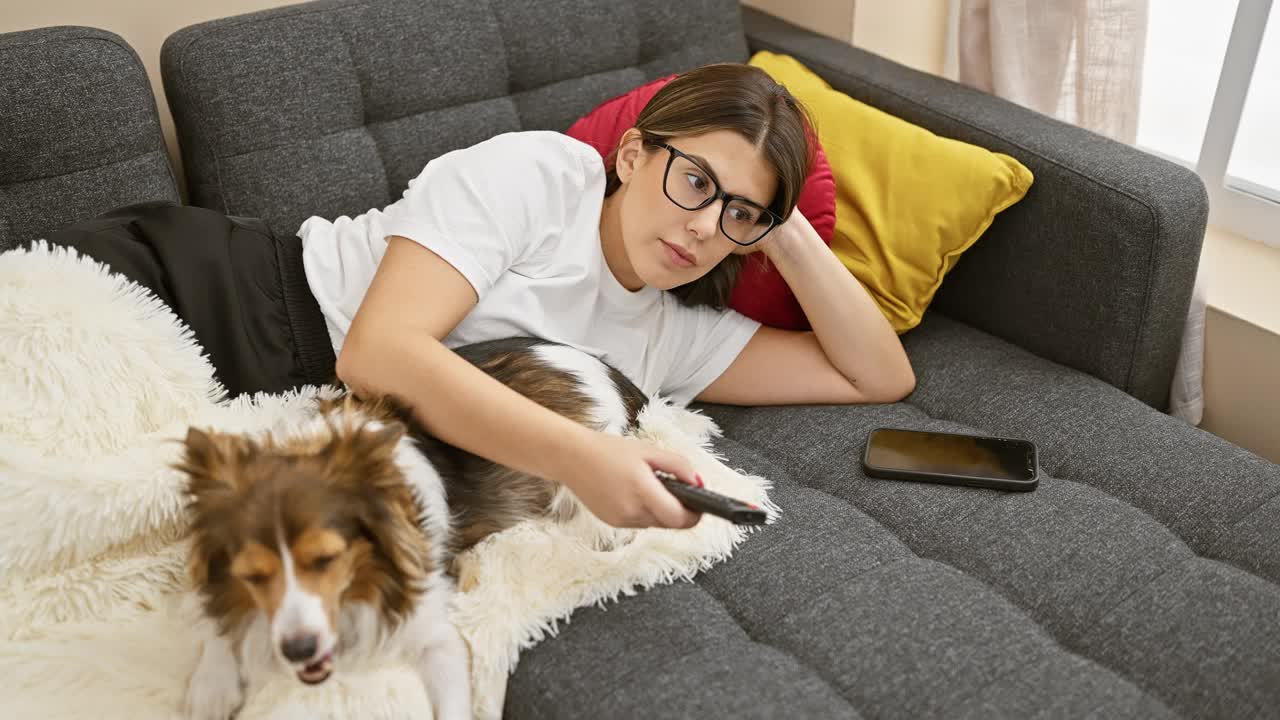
[660,239,695,268]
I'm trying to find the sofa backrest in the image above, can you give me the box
[0,26,180,251]
[161,0,750,240]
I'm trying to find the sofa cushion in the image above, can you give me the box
[161,0,751,240]
[507,313,1280,718]
[0,26,179,251]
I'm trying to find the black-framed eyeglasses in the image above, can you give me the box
[649,140,783,246]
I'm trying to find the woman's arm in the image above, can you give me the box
[338,236,701,529]
[697,211,916,406]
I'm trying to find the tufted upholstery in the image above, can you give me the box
[0,26,179,251]
[160,0,749,241]
[513,313,1280,719]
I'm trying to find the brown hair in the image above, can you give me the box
[603,63,816,310]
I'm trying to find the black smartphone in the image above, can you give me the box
[862,427,1039,492]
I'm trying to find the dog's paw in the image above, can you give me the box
[184,639,244,720]
[185,667,243,720]
[434,704,474,720]
[429,690,474,720]
[412,620,474,720]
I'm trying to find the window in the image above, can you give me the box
[1138,0,1279,247]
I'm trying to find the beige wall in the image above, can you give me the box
[851,0,950,76]
[1200,227,1280,463]
[1202,307,1280,463]
[3,0,299,192]
[744,0,950,75]
[743,0,857,43]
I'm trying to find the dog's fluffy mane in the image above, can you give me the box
[174,394,445,637]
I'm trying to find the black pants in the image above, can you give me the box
[37,201,336,398]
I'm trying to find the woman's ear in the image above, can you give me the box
[614,128,645,184]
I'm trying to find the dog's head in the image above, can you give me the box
[174,409,433,684]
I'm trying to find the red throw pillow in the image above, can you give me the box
[565,74,837,330]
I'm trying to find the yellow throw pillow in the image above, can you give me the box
[748,51,1034,333]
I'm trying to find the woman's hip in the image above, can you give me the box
[38,201,336,397]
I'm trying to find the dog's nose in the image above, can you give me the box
[281,634,318,663]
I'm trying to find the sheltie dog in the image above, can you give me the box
[175,338,651,720]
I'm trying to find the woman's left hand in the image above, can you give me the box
[702,199,917,406]
[732,206,813,256]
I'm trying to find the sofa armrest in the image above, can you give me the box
[741,7,1208,411]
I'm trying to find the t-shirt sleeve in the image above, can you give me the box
[658,300,762,406]
[380,131,597,299]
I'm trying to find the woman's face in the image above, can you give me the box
[614,129,778,291]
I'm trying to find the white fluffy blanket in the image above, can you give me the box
[0,242,776,719]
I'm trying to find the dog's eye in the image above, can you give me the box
[310,554,337,572]
[243,572,271,586]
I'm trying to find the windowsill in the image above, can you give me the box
[1199,225,1280,464]
[1202,226,1280,334]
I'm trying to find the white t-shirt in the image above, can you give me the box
[297,130,761,406]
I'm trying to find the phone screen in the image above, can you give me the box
[866,429,1036,481]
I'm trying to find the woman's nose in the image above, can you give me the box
[686,200,722,241]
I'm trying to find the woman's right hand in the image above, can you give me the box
[558,432,704,530]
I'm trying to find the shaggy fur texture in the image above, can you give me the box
[178,400,444,637]
[0,241,777,719]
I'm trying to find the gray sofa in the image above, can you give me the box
[4,1,1278,718]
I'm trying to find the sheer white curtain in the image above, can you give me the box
[955,0,1207,424]
[958,0,1148,143]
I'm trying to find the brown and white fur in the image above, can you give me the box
[175,338,649,720]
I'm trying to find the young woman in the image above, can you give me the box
[301,63,915,532]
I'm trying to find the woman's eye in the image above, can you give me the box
[684,172,709,193]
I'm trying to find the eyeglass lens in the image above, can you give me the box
[664,154,774,245]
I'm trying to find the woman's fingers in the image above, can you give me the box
[643,448,703,529]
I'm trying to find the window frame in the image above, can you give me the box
[1145,0,1279,248]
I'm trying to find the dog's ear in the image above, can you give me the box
[187,531,217,589]
[355,479,431,619]
[323,412,425,617]
[174,422,266,497]
[173,426,250,492]
[181,426,216,461]
[322,417,406,478]
[175,428,234,585]
[355,419,405,461]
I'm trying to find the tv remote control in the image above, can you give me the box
[654,470,767,525]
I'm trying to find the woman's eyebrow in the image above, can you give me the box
[685,152,721,185]
[686,152,767,207]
